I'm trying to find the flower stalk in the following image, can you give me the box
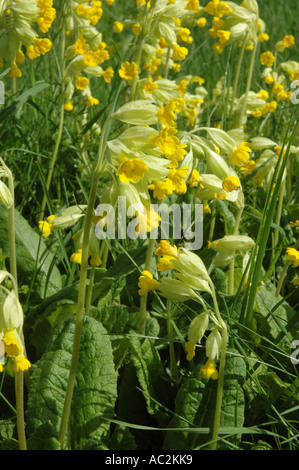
[58,116,111,447]
[3,160,27,451]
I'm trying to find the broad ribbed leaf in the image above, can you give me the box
[163,350,246,450]
[26,315,117,449]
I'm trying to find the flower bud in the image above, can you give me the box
[0,291,24,333]
[0,180,13,209]
[175,272,212,294]
[158,277,197,301]
[111,100,159,125]
[205,329,222,361]
[51,205,87,230]
[187,312,209,345]
[209,235,255,253]
[171,247,211,282]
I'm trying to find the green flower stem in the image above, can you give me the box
[139,237,156,335]
[166,298,179,383]
[58,118,111,447]
[228,204,244,295]
[270,174,286,274]
[164,45,171,79]
[40,20,66,222]
[236,40,258,129]
[209,283,227,450]
[6,163,27,451]
[230,34,248,116]
[130,33,146,102]
[275,239,299,297]
[210,321,227,450]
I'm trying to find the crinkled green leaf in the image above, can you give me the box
[26,315,117,450]
[163,350,246,450]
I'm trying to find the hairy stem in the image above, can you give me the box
[58,118,110,447]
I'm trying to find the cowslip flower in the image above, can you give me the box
[113,21,124,33]
[199,358,219,380]
[155,240,178,258]
[38,215,57,238]
[148,179,174,200]
[75,76,89,90]
[118,61,139,80]
[172,44,188,61]
[260,51,275,67]
[286,247,299,268]
[70,249,82,264]
[231,142,251,167]
[222,176,241,192]
[186,169,200,188]
[282,35,295,48]
[117,157,148,184]
[138,270,160,296]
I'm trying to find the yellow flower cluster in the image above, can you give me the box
[0,0,55,77]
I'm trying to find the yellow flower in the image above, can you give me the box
[2,330,22,357]
[222,176,240,192]
[16,50,25,64]
[13,354,31,373]
[34,38,52,55]
[177,27,192,43]
[74,37,89,56]
[290,220,299,228]
[8,62,22,78]
[199,358,219,380]
[113,21,124,33]
[36,0,56,34]
[186,0,200,12]
[156,256,175,272]
[286,247,299,268]
[185,340,196,361]
[117,157,148,184]
[197,17,207,28]
[258,33,269,43]
[282,35,295,48]
[38,215,56,238]
[70,249,82,264]
[144,77,159,94]
[231,142,251,167]
[75,76,89,90]
[205,0,233,18]
[257,89,269,100]
[217,30,231,45]
[148,179,174,200]
[90,256,102,267]
[119,61,139,81]
[132,23,141,35]
[101,66,114,83]
[172,44,188,61]
[83,51,99,67]
[87,97,99,107]
[203,201,211,214]
[136,207,161,234]
[186,169,200,188]
[168,167,189,194]
[156,104,176,128]
[240,160,256,176]
[64,100,74,111]
[138,270,160,296]
[155,240,177,257]
[260,51,275,67]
